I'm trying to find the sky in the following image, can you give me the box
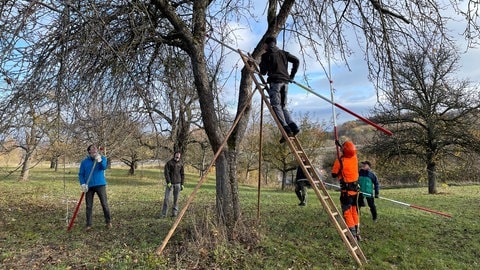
[216,1,480,130]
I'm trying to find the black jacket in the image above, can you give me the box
[164,158,184,185]
[259,45,299,83]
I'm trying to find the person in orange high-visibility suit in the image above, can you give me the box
[331,140,361,241]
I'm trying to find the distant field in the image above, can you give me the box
[1,167,479,269]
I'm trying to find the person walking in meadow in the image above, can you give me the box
[78,144,111,231]
[331,140,361,241]
[259,36,300,143]
[161,152,185,218]
[294,160,310,206]
[358,161,380,221]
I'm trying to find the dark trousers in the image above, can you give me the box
[295,180,308,203]
[359,195,377,220]
[85,185,111,226]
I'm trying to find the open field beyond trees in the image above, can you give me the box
[1,167,479,269]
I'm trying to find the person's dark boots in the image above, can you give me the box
[349,227,357,241]
[279,125,293,143]
[298,194,306,206]
[355,225,361,241]
[288,122,300,135]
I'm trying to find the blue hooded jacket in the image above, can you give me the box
[78,155,108,187]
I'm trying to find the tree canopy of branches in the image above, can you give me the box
[2,0,480,240]
[369,37,480,193]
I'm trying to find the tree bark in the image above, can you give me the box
[427,161,437,194]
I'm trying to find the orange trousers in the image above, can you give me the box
[342,204,359,228]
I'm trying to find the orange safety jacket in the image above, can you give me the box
[332,156,359,196]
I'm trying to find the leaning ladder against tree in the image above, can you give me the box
[237,50,368,267]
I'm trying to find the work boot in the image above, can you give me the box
[288,122,300,135]
[355,225,361,241]
[279,125,293,143]
[349,227,357,241]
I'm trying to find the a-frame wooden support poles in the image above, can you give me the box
[155,86,258,255]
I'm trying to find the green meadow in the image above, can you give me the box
[1,167,479,269]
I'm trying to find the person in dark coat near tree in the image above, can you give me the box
[259,36,300,143]
[161,152,185,218]
[295,160,310,206]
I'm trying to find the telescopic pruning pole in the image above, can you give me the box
[322,182,452,218]
[67,159,97,231]
[292,80,393,137]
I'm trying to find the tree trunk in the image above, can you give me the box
[281,170,287,190]
[427,161,437,194]
[129,161,135,175]
[19,155,30,182]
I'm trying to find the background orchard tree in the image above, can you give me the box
[368,35,480,194]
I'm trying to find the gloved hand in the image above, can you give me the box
[81,184,88,193]
[375,193,379,198]
[95,154,102,163]
[167,182,172,188]
[181,185,184,191]
[335,139,342,148]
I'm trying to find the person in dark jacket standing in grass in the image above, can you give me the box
[358,161,380,221]
[161,152,185,218]
[259,36,300,143]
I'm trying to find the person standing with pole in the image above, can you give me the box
[78,144,111,231]
[259,36,300,143]
[331,141,361,241]
[161,152,185,218]
[358,161,380,221]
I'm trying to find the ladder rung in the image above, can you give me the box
[331,211,339,217]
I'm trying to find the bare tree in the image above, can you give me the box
[368,38,480,193]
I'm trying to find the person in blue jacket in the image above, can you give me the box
[78,144,111,231]
[358,161,380,221]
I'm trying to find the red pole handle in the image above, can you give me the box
[67,192,85,231]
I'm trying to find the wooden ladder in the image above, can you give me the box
[238,50,367,267]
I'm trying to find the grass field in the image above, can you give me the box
[1,167,479,269]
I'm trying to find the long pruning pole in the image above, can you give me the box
[67,159,97,231]
[292,80,393,137]
[322,182,452,218]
